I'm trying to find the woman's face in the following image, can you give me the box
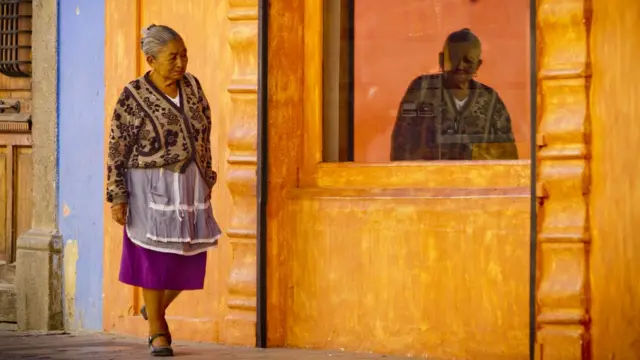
[148,39,188,82]
[442,42,482,88]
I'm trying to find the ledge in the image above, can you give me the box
[310,160,531,189]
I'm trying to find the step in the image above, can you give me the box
[0,261,15,285]
[0,283,16,323]
[0,321,16,331]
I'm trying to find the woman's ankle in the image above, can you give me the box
[149,333,170,347]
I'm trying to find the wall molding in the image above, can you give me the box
[536,0,592,358]
[224,0,259,345]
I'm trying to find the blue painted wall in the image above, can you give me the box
[58,0,105,331]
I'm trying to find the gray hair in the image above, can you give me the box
[140,24,183,58]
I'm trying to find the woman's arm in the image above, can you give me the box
[106,89,136,205]
[391,75,439,161]
[488,94,519,160]
[193,76,217,190]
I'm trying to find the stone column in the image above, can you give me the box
[15,0,63,331]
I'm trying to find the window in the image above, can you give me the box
[0,0,32,78]
[323,0,532,163]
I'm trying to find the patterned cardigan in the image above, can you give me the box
[106,72,217,205]
[391,73,518,161]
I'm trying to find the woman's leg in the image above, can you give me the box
[163,290,182,310]
[161,290,181,336]
[142,288,170,347]
[140,290,182,334]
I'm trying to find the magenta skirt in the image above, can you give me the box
[118,229,207,290]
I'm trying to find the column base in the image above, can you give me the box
[15,228,63,331]
[222,312,256,346]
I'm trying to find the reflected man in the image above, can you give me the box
[390,28,518,161]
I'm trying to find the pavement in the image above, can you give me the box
[0,329,414,359]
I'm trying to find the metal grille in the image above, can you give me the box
[0,0,31,77]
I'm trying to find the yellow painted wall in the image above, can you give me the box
[284,186,530,359]
[590,0,640,358]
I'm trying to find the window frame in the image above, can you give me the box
[301,0,532,189]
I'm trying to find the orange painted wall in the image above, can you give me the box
[590,0,640,357]
[267,0,532,358]
[353,0,531,162]
[102,0,259,344]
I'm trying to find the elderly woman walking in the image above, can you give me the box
[106,24,221,357]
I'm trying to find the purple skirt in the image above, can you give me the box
[119,229,207,290]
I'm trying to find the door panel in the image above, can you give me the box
[0,148,8,263]
[104,0,233,342]
[14,147,32,253]
[0,144,33,264]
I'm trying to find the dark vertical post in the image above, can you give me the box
[346,0,355,161]
[255,0,269,349]
[529,0,538,358]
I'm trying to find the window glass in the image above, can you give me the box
[323,0,532,163]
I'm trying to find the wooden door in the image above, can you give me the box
[103,0,235,342]
[0,73,33,322]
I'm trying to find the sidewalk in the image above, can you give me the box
[0,330,415,359]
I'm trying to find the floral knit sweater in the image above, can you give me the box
[106,72,216,205]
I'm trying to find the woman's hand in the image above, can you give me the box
[111,203,128,226]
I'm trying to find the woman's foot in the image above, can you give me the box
[141,305,172,345]
[148,333,173,357]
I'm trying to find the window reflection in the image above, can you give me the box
[391,29,518,161]
[322,0,532,163]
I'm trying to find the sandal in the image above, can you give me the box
[141,305,173,345]
[148,333,173,357]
